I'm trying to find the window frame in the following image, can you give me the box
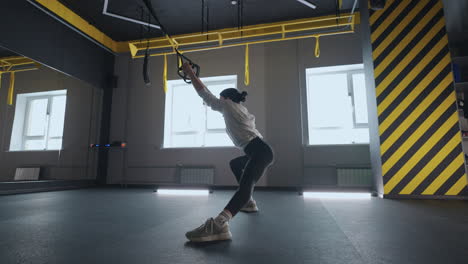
[10,90,67,152]
[305,64,369,146]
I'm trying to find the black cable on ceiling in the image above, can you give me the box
[237,0,240,30]
[143,11,152,86]
[335,0,341,27]
[237,0,244,37]
[201,0,205,34]
[206,2,210,40]
[139,6,144,43]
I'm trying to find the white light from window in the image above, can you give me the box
[306,64,369,145]
[163,75,236,148]
[156,189,209,196]
[303,192,371,199]
[10,90,67,151]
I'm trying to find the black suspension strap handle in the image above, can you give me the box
[176,50,200,84]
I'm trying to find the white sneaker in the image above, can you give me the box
[240,199,258,212]
[185,218,232,242]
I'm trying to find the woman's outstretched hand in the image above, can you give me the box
[182,62,195,77]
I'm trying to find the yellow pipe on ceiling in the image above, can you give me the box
[0,56,41,106]
[128,13,358,58]
[31,0,360,56]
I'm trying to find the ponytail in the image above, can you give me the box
[239,91,248,102]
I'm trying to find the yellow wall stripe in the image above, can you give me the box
[370,0,467,197]
[369,0,396,25]
[445,175,468,195]
[374,8,444,78]
[372,1,430,60]
[399,134,462,194]
[378,67,452,136]
[370,0,411,43]
[376,36,448,99]
[381,92,455,160]
[383,113,459,193]
[422,153,464,195]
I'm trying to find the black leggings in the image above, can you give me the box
[225,137,274,216]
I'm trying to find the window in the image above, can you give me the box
[10,90,67,151]
[306,64,369,145]
[163,75,236,148]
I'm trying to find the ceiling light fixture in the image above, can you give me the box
[296,0,317,9]
[102,0,161,30]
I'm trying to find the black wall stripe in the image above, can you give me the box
[369,0,467,196]
[434,166,466,195]
[376,43,449,106]
[373,0,439,66]
[378,66,452,140]
[412,144,464,194]
[374,11,445,83]
[371,0,403,33]
[389,131,462,194]
[382,105,458,184]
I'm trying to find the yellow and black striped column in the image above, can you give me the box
[370,0,468,197]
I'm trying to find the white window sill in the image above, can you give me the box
[6,150,62,153]
[161,146,237,150]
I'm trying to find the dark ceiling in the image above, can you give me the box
[0,46,19,58]
[58,0,359,41]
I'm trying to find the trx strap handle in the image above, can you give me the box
[176,50,200,84]
[142,0,200,84]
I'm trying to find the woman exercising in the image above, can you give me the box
[182,63,274,242]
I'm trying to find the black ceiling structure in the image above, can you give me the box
[58,0,360,41]
[0,47,20,58]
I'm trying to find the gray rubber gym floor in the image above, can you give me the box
[1,188,467,264]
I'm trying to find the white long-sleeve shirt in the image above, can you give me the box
[197,88,262,149]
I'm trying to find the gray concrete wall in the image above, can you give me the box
[359,0,383,195]
[0,66,102,182]
[109,25,371,187]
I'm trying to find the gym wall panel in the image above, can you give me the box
[369,0,468,197]
[109,28,370,187]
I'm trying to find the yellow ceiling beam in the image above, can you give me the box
[128,13,360,58]
[0,56,40,106]
[31,0,360,56]
[0,56,40,73]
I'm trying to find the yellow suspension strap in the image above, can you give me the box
[244,44,250,86]
[314,36,320,58]
[163,54,168,93]
[7,72,15,105]
[178,54,182,70]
